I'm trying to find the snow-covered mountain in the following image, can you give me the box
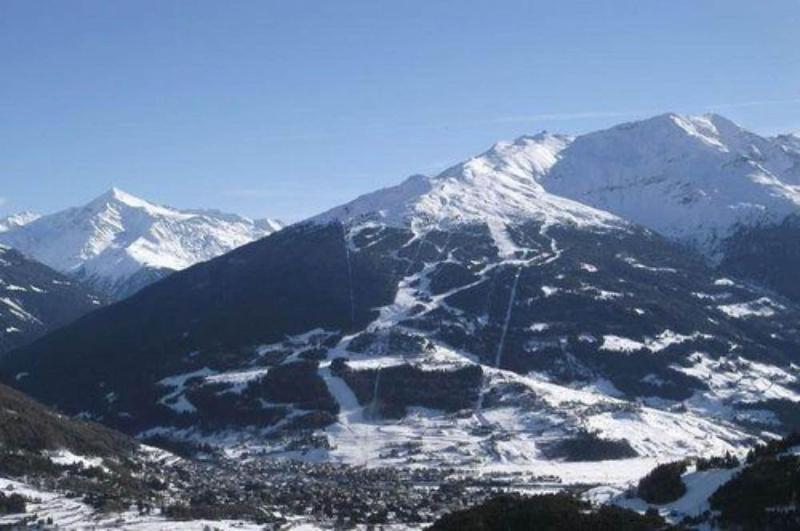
[0,188,283,299]
[774,130,800,155]
[316,113,800,263]
[311,132,617,243]
[542,113,800,257]
[0,211,40,232]
[4,114,800,484]
[343,112,799,303]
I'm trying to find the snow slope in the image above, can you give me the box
[544,113,800,256]
[586,465,739,525]
[0,188,282,297]
[312,132,624,255]
[315,114,800,259]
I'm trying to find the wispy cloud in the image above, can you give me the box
[491,97,800,128]
[256,112,634,143]
[223,181,369,202]
[0,197,6,207]
[705,97,800,111]
[255,97,800,144]
[489,110,636,125]
[222,188,274,199]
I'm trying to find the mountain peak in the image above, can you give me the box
[0,189,283,298]
[313,111,799,257]
[543,112,800,253]
[90,187,154,210]
[614,112,750,154]
[106,186,132,200]
[442,131,573,187]
[312,132,621,249]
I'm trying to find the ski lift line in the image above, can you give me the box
[404,231,429,276]
[370,368,382,418]
[473,265,525,428]
[494,266,523,369]
[341,224,356,327]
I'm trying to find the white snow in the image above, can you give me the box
[718,297,785,318]
[674,353,800,405]
[646,330,712,352]
[157,367,216,413]
[204,367,271,394]
[1,297,42,324]
[600,335,647,353]
[311,356,750,479]
[600,331,711,354]
[603,465,739,523]
[544,113,800,257]
[0,211,39,232]
[618,255,677,273]
[0,476,267,530]
[311,134,625,251]
[46,449,106,471]
[541,286,559,297]
[581,284,623,301]
[0,188,282,287]
[3,284,27,292]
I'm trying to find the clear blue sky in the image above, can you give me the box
[1,0,798,222]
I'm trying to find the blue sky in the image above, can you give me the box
[1,0,798,221]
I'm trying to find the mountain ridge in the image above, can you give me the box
[0,245,102,355]
[543,113,800,256]
[0,188,283,299]
[0,211,40,232]
[314,112,800,262]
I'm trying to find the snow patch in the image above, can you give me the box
[718,297,785,318]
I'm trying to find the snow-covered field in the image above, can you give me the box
[587,464,740,525]
[0,478,262,529]
[317,360,748,478]
[1,472,432,530]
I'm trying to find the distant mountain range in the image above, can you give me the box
[2,113,798,477]
[0,212,40,232]
[0,188,283,299]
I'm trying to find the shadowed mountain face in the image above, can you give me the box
[0,222,401,432]
[0,246,102,355]
[719,214,800,303]
[0,381,135,457]
[1,214,799,467]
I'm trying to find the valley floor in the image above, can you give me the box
[0,451,706,529]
